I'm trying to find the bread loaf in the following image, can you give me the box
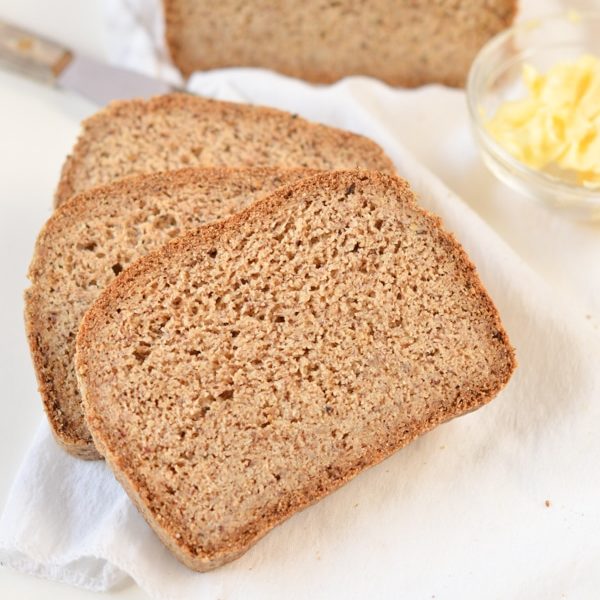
[76,170,515,569]
[55,94,394,206]
[164,0,517,87]
[26,167,316,458]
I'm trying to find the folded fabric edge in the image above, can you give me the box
[0,545,127,592]
[0,421,127,592]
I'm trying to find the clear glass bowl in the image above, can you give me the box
[466,12,600,221]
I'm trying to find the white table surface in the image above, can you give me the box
[0,0,598,598]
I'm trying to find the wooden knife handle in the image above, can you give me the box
[0,20,72,84]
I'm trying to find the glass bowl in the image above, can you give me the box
[466,11,600,221]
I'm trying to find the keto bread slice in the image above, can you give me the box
[26,166,317,459]
[55,93,394,206]
[164,0,517,87]
[75,170,516,570]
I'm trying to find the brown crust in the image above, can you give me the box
[163,0,518,86]
[24,287,101,460]
[75,170,516,571]
[54,93,395,206]
[28,166,319,459]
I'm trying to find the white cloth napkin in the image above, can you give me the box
[2,1,600,599]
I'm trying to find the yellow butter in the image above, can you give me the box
[486,55,600,189]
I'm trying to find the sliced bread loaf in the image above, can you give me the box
[26,166,316,459]
[55,93,394,206]
[75,170,516,570]
[164,0,516,87]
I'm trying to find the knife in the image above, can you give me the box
[0,20,180,104]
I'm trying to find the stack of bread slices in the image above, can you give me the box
[25,93,515,571]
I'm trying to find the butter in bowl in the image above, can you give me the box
[467,11,600,221]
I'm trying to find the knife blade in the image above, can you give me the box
[0,19,180,104]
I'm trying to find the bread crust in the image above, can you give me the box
[54,94,395,206]
[76,170,516,570]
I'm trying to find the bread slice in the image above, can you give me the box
[75,170,516,570]
[26,166,317,459]
[164,0,517,87]
[55,93,394,206]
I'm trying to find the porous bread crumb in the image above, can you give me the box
[76,170,516,570]
[164,0,517,87]
[55,94,394,205]
[26,166,317,458]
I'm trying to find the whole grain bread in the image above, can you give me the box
[75,170,515,570]
[55,93,394,206]
[164,0,517,87]
[26,166,317,459]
